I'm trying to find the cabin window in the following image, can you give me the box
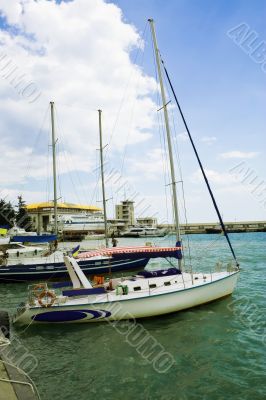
[133,286,141,291]
[149,284,157,289]
[164,281,171,286]
[36,266,44,270]
[46,266,54,270]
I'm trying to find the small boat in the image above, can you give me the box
[13,255,239,325]
[0,244,181,282]
[0,228,9,244]
[0,237,10,245]
[0,242,48,260]
[8,223,57,244]
[121,226,166,238]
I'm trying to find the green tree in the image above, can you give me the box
[16,195,32,231]
[0,198,15,227]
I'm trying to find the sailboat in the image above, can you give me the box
[13,19,239,324]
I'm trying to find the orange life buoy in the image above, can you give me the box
[38,291,56,308]
[32,283,47,297]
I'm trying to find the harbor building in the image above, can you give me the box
[136,217,158,227]
[26,202,102,233]
[115,200,135,226]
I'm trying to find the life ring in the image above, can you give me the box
[38,291,56,308]
[32,283,47,298]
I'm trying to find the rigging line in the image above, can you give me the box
[54,106,81,203]
[105,21,148,154]
[120,30,148,176]
[20,104,50,192]
[56,142,63,202]
[168,105,192,270]
[90,150,100,205]
[99,27,149,207]
[150,26,171,239]
[160,58,239,266]
[157,89,171,235]
[45,142,50,203]
[54,105,90,205]
[53,106,86,205]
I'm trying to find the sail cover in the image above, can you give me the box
[77,245,182,260]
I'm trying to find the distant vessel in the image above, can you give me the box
[121,226,166,238]
[0,242,47,260]
[52,212,106,235]
[8,223,57,244]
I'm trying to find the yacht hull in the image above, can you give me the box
[0,257,149,282]
[14,271,239,324]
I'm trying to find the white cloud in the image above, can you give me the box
[220,151,259,159]
[0,0,158,197]
[129,148,166,180]
[191,168,236,185]
[200,136,217,145]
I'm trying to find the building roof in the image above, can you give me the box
[26,202,102,212]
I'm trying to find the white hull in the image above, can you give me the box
[14,271,239,325]
[0,237,10,245]
[62,223,105,232]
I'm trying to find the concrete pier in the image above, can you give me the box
[159,220,266,234]
[0,325,38,400]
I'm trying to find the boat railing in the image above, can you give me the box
[28,283,49,305]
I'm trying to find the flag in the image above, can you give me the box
[71,245,80,257]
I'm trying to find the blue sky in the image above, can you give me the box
[0,0,265,223]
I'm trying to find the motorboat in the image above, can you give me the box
[121,226,166,238]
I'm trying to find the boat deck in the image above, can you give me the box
[28,271,234,309]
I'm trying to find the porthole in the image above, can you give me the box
[149,284,157,289]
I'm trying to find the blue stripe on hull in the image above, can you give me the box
[0,258,150,282]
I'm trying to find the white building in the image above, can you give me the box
[26,202,102,233]
[115,200,135,226]
[136,217,158,227]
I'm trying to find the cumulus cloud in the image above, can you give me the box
[129,148,166,180]
[0,0,157,197]
[191,168,236,185]
[220,151,259,159]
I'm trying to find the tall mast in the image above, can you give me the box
[148,19,181,261]
[98,110,109,247]
[50,101,58,235]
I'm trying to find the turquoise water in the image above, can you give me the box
[0,232,265,400]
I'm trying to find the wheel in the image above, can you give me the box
[0,310,10,339]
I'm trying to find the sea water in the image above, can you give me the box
[0,232,265,400]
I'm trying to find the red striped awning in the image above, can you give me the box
[77,246,182,260]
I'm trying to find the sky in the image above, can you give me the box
[0,0,265,224]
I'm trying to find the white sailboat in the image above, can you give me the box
[13,19,239,325]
